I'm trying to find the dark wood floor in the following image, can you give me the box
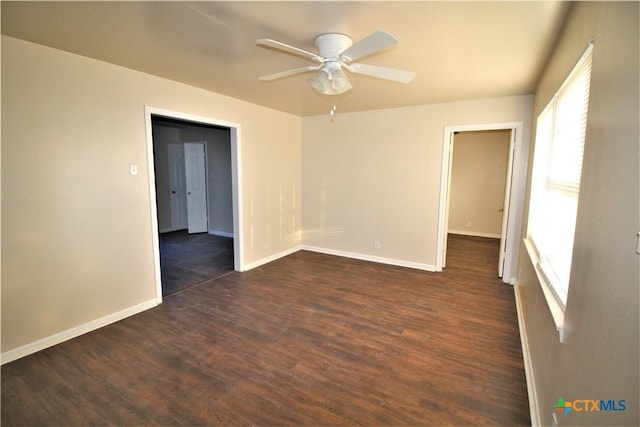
[1,234,530,426]
[160,230,234,296]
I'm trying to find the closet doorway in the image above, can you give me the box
[436,122,525,283]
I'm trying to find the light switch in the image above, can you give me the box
[129,163,138,176]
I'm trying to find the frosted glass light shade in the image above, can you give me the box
[331,67,352,94]
[309,68,331,94]
[309,63,352,95]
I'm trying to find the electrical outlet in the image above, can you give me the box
[374,240,380,249]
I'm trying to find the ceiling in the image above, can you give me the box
[1,1,571,117]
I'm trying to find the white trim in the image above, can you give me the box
[160,228,233,237]
[499,128,517,278]
[1,299,158,365]
[514,283,540,427]
[436,130,454,271]
[144,106,244,303]
[448,230,501,239]
[230,126,244,272]
[523,238,566,342]
[242,246,301,271]
[437,122,525,285]
[209,230,234,238]
[144,109,163,304]
[301,245,437,272]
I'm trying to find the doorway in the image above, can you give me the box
[145,107,243,302]
[436,122,524,283]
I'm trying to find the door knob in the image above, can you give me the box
[188,192,192,195]
[498,208,504,213]
[171,190,176,194]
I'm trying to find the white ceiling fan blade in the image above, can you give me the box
[259,65,321,81]
[339,30,398,62]
[256,39,322,62]
[346,63,416,83]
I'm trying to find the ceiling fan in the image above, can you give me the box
[256,30,416,96]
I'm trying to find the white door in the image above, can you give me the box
[498,130,516,277]
[184,142,208,234]
[168,143,188,231]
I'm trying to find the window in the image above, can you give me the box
[526,43,592,313]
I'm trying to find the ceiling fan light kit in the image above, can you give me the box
[257,30,415,96]
[309,62,352,95]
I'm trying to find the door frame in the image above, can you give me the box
[144,106,243,304]
[436,121,524,283]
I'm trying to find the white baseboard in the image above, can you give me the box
[448,229,501,239]
[159,227,189,234]
[209,230,234,238]
[1,299,158,365]
[243,245,437,273]
[301,245,437,272]
[514,282,540,426]
[242,245,302,271]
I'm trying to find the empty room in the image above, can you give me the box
[1,2,638,426]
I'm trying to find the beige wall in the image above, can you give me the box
[516,2,639,425]
[449,130,510,237]
[1,36,302,354]
[301,96,532,269]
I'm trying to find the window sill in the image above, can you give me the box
[523,238,566,343]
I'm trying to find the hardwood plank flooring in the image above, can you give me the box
[159,230,234,296]
[1,234,530,426]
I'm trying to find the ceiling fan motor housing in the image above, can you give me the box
[314,33,353,61]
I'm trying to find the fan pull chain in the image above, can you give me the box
[330,104,337,121]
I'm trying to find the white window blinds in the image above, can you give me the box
[527,43,593,308]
